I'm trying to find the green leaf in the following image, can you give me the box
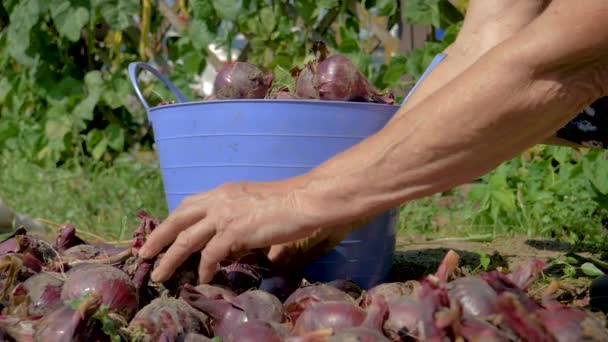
[258,6,276,37]
[92,138,108,160]
[7,0,45,67]
[102,76,130,109]
[211,0,239,21]
[0,78,11,104]
[403,0,441,27]
[86,129,107,160]
[45,116,72,141]
[50,1,89,42]
[189,19,213,50]
[583,156,608,194]
[382,56,408,86]
[295,0,318,25]
[104,124,125,151]
[94,0,139,30]
[376,0,397,17]
[73,71,103,120]
[581,262,604,277]
[190,0,216,21]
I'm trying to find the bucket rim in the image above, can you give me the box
[147,98,401,112]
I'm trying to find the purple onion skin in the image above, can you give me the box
[128,297,212,340]
[447,276,498,317]
[213,62,274,100]
[60,263,139,320]
[284,283,355,323]
[536,302,608,342]
[295,62,318,99]
[362,282,412,306]
[22,272,64,317]
[494,292,553,342]
[231,290,285,323]
[480,271,540,312]
[328,327,391,342]
[293,301,368,335]
[34,293,105,342]
[54,223,87,252]
[460,316,510,342]
[223,320,290,342]
[180,285,285,340]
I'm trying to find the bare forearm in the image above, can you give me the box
[294,0,608,227]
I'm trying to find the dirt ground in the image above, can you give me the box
[389,234,598,282]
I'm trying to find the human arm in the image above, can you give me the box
[292,0,608,228]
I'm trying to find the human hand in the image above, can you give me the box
[267,216,374,271]
[138,180,347,283]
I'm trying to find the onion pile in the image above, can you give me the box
[0,212,606,341]
[172,42,395,105]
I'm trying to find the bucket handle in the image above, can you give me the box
[128,62,188,113]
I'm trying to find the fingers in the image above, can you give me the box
[198,233,234,283]
[139,202,207,259]
[150,219,216,282]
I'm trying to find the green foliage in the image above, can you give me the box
[400,145,608,247]
[0,0,459,166]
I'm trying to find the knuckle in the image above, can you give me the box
[174,232,193,250]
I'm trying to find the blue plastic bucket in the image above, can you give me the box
[128,62,400,289]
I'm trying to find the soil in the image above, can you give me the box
[390,233,599,281]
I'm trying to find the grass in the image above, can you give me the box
[0,150,167,241]
[2,146,608,249]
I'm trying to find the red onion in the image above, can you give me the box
[181,284,285,339]
[293,301,369,335]
[536,301,608,341]
[213,62,274,100]
[34,291,106,342]
[128,296,212,339]
[447,276,498,317]
[0,315,36,341]
[507,259,546,291]
[222,319,292,342]
[383,283,449,341]
[18,271,64,317]
[54,223,87,252]
[316,55,394,104]
[460,316,511,342]
[295,61,319,99]
[284,283,355,323]
[60,263,138,319]
[479,271,541,312]
[61,244,107,260]
[293,294,387,336]
[361,282,412,307]
[494,292,552,342]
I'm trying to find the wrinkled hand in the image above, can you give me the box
[138,180,350,283]
[267,216,374,271]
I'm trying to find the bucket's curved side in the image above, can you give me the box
[148,101,400,289]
